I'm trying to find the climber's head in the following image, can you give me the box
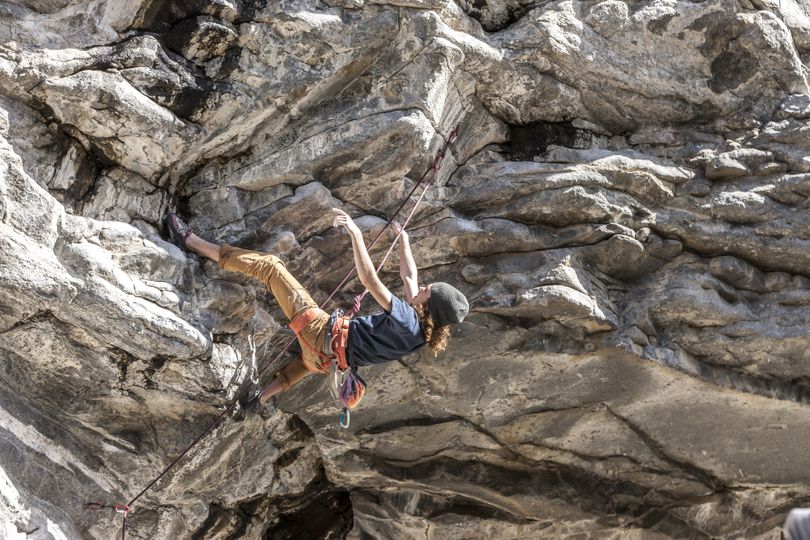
[412,282,468,356]
[427,282,469,327]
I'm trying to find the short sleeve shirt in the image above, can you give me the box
[347,295,426,367]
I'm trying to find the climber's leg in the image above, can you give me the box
[169,217,330,410]
[256,357,312,405]
[185,233,221,262]
[218,245,317,321]
[218,245,332,374]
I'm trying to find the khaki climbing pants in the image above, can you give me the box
[218,245,332,384]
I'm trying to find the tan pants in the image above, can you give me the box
[219,245,332,380]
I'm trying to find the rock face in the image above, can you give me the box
[2,0,810,538]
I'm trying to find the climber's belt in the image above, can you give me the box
[289,308,351,370]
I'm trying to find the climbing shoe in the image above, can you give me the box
[164,212,194,252]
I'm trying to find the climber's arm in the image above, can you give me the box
[332,208,393,313]
[393,221,419,303]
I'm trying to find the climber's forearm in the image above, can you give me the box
[349,228,392,311]
[398,232,417,282]
[349,228,378,287]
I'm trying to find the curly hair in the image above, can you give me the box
[412,302,451,356]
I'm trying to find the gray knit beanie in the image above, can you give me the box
[429,282,469,327]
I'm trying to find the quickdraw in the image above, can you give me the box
[335,361,367,428]
[86,503,130,540]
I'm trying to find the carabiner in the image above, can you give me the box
[339,407,350,428]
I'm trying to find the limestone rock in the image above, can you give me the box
[778,93,810,119]
[2,0,810,538]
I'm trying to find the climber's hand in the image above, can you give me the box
[390,220,408,241]
[332,208,360,237]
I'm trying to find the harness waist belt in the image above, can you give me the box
[289,308,351,370]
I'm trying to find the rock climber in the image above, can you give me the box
[164,208,469,413]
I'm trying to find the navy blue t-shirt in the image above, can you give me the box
[347,295,426,367]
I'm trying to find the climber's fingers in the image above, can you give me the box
[332,208,358,235]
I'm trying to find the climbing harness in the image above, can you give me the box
[86,125,458,539]
[288,306,363,427]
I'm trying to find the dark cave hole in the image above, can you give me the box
[508,121,593,161]
[265,488,353,540]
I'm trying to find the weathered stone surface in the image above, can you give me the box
[751,0,810,52]
[0,0,141,48]
[778,93,810,119]
[2,0,810,539]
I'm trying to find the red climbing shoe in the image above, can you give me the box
[164,212,194,252]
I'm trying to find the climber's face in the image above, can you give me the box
[411,284,432,306]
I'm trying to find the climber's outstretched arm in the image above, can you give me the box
[332,208,393,313]
[393,220,419,303]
